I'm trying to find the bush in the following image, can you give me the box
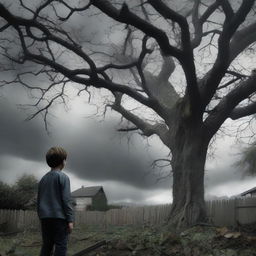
[0,174,38,210]
[0,181,17,209]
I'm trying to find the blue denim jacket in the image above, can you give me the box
[37,170,74,222]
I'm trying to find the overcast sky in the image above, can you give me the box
[0,0,256,205]
[0,87,256,205]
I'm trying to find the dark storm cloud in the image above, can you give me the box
[56,121,171,190]
[0,99,171,190]
[0,97,250,196]
[0,98,246,193]
[205,165,241,190]
[0,100,50,161]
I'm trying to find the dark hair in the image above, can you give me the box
[46,147,67,168]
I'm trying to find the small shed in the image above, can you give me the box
[71,186,108,211]
[240,186,256,197]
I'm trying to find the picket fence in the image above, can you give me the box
[1,197,256,230]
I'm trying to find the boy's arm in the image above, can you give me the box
[60,175,74,223]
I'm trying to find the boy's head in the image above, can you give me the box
[46,147,67,169]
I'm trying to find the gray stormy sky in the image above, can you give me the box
[0,0,256,204]
[0,89,256,205]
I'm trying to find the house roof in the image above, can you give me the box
[71,186,103,198]
[240,186,256,196]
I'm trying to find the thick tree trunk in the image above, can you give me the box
[167,120,210,229]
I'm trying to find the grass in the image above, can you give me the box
[1,224,256,256]
[0,225,159,255]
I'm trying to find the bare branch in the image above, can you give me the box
[97,61,138,72]
[148,0,191,51]
[200,1,220,24]
[204,75,256,136]
[230,102,256,120]
[117,127,139,132]
[191,1,221,48]
[140,0,150,22]
[191,0,202,49]
[136,35,155,98]
[201,29,221,37]
[217,70,248,90]
[147,1,201,114]
[33,0,54,19]
[151,158,171,168]
[0,4,98,75]
[54,1,92,22]
[226,70,248,79]
[91,0,182,59]
[0,23,10,32]
[200,0,256,109]
[230,21,256,62]
[220,0,234,20]
[112,93,169,143]
[0,3,170,117]
[217,77,240,90]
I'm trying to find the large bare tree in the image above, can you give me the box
[0,0,256,228]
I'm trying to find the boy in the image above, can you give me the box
[37,147,74,256]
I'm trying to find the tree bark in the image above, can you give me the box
[168,116,209,229]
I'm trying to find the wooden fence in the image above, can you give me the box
[1,198,256,230]
[207,197,256,226]
[0,209,39,231]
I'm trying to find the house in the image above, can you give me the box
[240,186,256,197]
[71,186,108,211]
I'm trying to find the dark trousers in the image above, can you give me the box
[40,218,69,256]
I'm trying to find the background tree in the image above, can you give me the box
[0,0,256,228]
[0,175,38,210]
[14,174,38,210]
[237,142,256,176]
[0,181,16,209]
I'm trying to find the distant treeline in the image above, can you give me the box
[0,174,38,210]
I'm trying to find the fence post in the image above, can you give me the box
[234,198,237,228]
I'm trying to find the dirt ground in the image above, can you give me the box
[0,224,256,256]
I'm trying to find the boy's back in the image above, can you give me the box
[38,170,73,222]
